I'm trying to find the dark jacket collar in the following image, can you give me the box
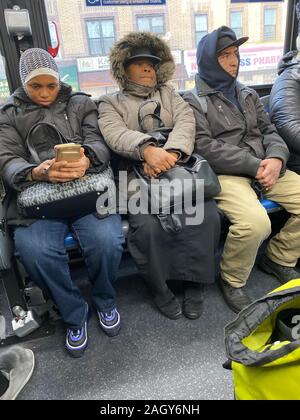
[195,73,251,97]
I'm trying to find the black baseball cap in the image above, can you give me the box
[125,48,161,65]
[217,29,249,54]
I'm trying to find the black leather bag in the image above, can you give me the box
[133,101,221,233]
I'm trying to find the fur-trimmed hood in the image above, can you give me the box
[110,32,175,89]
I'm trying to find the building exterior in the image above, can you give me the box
[0,0,289,103]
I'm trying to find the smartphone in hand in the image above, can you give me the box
[54,143,81,162]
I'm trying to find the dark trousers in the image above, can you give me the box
[128,200,221,301]
[14,214,124,328]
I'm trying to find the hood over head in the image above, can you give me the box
[196,26,248,94]
[277,50,300,75]
[110,32,175,89]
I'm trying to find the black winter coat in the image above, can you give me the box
[270,51,300,174]
[183,75,289,177]
[0,83,110,225]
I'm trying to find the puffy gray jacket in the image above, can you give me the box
[99,31,195,166]
[270,51,300,174]
[99,84,195,163]
[183,75,289,177]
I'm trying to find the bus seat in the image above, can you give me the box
[260,198,282,214]
[260,95,270,114]
[64,232,78,250]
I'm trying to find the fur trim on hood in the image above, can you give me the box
[110,32,175,88]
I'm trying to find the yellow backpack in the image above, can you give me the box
[225,279,300,400]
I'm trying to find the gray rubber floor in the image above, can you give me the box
[0,257,281,400]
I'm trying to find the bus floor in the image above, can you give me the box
[0,253,282,400]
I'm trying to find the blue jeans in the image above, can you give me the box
[14,214,124,329]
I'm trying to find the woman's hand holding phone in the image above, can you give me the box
[32,148,90,183]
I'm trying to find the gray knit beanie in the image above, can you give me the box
[19,48,60,86]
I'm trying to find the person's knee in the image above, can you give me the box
[93,226,124,256]
[233,213,271,241]
[14,229,42,260]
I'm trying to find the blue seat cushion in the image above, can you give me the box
[64,232,77,249]
[260,198,281,213]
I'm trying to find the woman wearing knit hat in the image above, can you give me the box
[99,32,220,321]
[0,48,124,358]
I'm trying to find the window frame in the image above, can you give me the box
[136,14,165,34]
[230,10,243,39]
[85,18,116,57]
[263,7,277,42]
[195,13,208,45]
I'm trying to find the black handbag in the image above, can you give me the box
[133,101,221,233]
[18,122,115,219]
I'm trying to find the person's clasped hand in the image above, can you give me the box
[255,158,282,191]
[143,145,178,178]
[32,147,90,183]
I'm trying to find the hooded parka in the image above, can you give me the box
[98,32,220,309]
[98,32,195,164]
[270,51,300,174]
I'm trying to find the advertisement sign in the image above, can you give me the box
[184,45,283,77]
[239,45,283,72]
[231,0,283,3]
[86,0,166,6]
[77,56,110,72]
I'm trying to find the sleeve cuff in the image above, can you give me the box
[139,141,156,161]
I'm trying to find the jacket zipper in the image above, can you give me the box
[218,105,231,126]
[219,92,249,132]
[64,112,73,142]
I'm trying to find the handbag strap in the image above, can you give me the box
[157,214,182,235]
[26,122,68,164]
[138,100,165,133]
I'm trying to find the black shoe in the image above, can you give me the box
[259,255,300,284]
[220,279,252,314]
[182,283,204,320]
[154,295,182,320]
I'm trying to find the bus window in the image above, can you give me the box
[44,0,289,97]
[0,55,10,105]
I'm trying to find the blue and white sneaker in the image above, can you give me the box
[97,308,121,337]
[65,321,88,358]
